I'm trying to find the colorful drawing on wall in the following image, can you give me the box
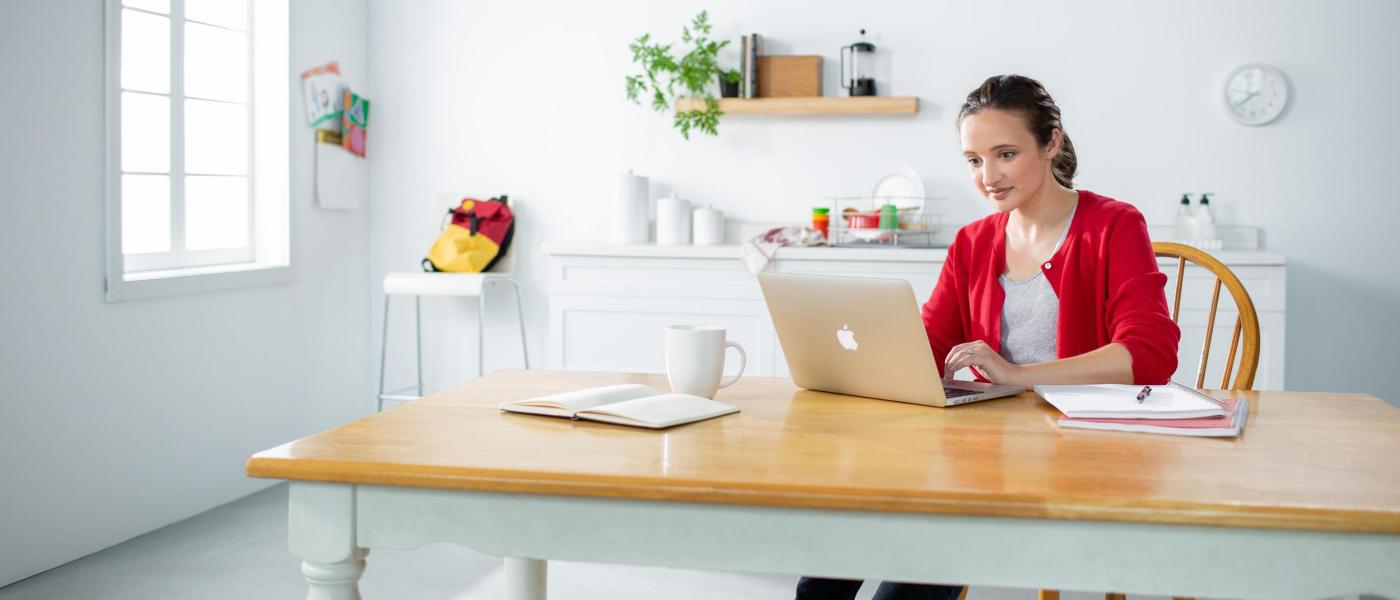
[300,61,343,130]
[341,88,370,158]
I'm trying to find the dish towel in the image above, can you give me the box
[741,226,826,274]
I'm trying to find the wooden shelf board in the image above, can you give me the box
[675,96,918,115]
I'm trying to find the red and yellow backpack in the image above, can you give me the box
[422,196,515,273]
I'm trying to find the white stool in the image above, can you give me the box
[377,270,528,411]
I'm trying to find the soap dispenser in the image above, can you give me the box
[1193,193,1217,242]
[1174,194,1195,242]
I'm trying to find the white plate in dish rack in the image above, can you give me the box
[870,162,925,204]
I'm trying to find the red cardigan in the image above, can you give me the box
[921,190,1180,384]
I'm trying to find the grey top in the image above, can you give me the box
[998,202,1077,365]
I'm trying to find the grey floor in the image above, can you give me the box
[0,484,1114,600]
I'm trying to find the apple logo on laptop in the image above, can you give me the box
[836,324,859,350]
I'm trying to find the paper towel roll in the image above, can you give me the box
[656,194,692,246]
[692,206,724,246]
[611,171,649,243]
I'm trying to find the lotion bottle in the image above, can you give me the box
[1194,193,1218,242]
[1174,194,1195,241]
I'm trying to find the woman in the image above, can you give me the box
[927,74,1179,386]
[794,75,1179,600]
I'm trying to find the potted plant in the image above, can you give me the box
[718,69,741,98]
[625,11,736,139]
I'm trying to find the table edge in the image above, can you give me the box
[245,455,1400,535]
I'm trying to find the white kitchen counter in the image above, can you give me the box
[542,242,1287,266]
[544,241,1287,390]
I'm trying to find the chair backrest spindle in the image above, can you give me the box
[1172,257,1186,323]
[1196,278,1223,388]
[1220,318,1243,389]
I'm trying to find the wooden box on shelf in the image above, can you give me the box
[757,55,821,98]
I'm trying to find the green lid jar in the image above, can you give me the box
[879,203,898,230]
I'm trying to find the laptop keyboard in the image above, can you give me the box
[942,386,981,399]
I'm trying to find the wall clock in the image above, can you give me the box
[1225,63,1290,126]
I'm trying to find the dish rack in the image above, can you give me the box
[824,196,944,248]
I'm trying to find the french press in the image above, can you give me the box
[840,29,877,97]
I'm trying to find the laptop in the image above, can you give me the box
[757,272,1024,407]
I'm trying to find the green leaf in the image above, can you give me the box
[625,75,646,104]
[625,10,732,140]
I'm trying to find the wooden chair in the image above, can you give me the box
[1033,242,1262,600]
[1154,241,1262,391]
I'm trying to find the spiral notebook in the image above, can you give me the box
[1056,396,1249,438]
[1033,382,1228,419]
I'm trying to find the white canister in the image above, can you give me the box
[610,170,650,243]
[692,205,725,246]
[656,193,692,246]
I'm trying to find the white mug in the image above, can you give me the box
[664,325,746,398]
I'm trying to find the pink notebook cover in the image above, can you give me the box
[1064,394,1243,427]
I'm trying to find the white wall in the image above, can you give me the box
[0,0,1390,588]
[368,0,1400,405]
[0,0,370,586]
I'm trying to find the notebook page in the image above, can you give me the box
[578,394,739,429]
[1034,384,1227,419]
[504,384,659,412]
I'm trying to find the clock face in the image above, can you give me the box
[1225,64,1289,126]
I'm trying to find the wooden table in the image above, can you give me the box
[247,370,1400,600]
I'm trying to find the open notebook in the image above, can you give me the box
[1033,382,1229,419]
[498,384,739,429]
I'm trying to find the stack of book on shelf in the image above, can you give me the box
[739,33,760,98]
[1034,382,1249,437]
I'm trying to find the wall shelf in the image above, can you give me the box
[674,96,918,115]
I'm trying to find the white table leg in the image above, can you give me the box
[290,483,365,600]
[302,549,366,600]
[505,557,546,600]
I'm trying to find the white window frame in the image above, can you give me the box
[104,0,292,302]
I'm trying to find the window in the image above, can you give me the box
[105,0,290,301]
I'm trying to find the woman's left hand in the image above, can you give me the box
[943,340,1024,387]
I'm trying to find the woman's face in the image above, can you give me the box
[959,108,1060,213]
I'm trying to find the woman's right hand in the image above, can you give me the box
[943,340,1024,387]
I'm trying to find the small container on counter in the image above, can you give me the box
[656,193,692,246]
[611,170,650,243]
[692,204,725,246]
[879,203,898,230]
[812,207,830,241]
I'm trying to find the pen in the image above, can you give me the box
[1136,386,1152,403]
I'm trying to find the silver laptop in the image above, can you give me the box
[758,272,1024,407]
